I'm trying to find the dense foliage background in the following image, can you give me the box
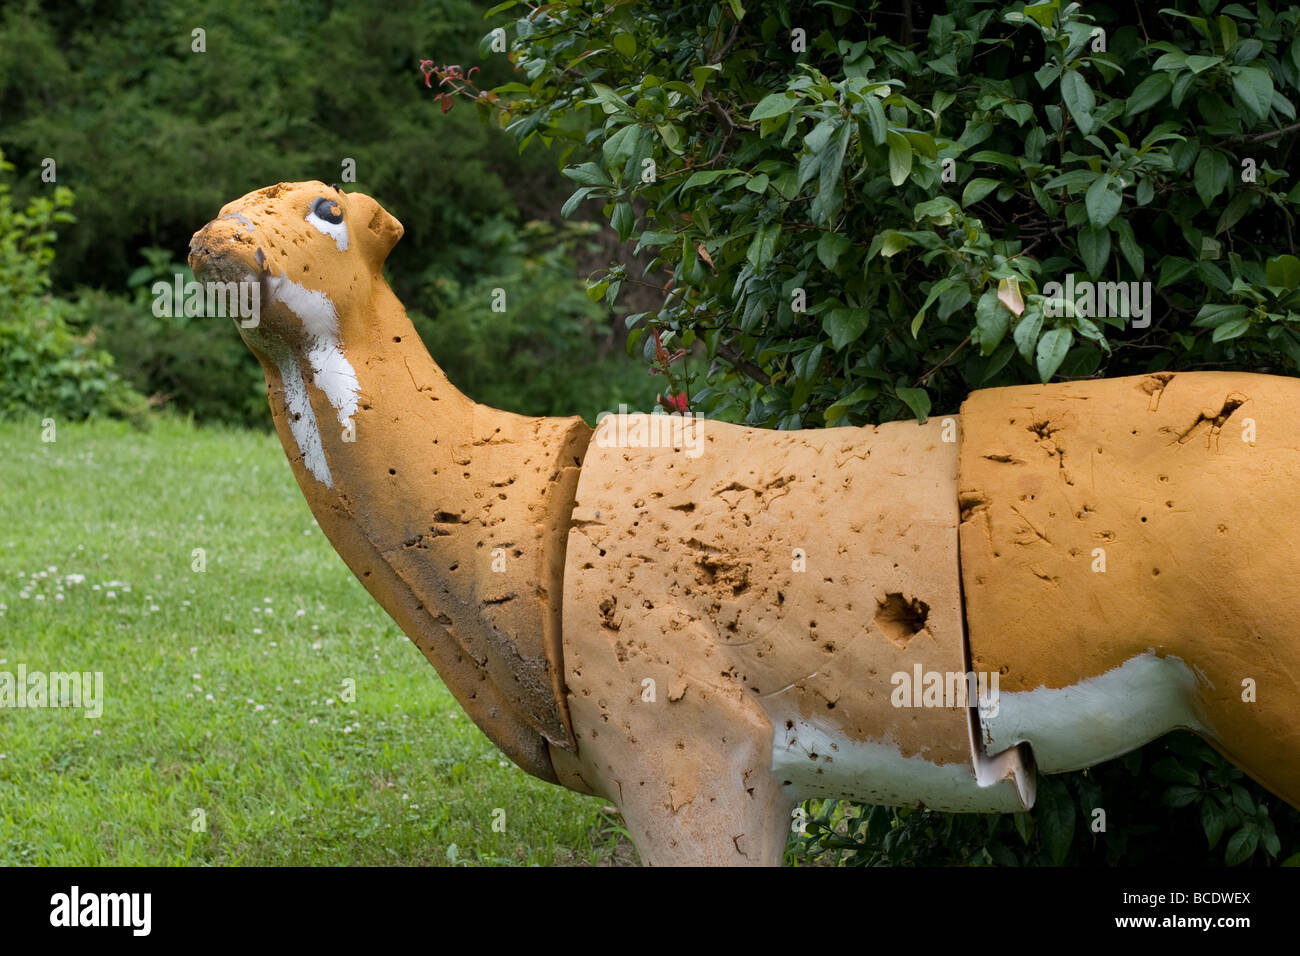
[465,0,1300,865]
[0,0,656,425]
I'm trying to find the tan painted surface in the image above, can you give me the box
[959,372,1300,804]
[189,182,589,782]
[553,413,1026,864]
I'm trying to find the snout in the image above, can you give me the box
[188,218,261,285]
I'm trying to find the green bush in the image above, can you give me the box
[479,0,1300,864]
[411,217,658,421]
[62,248,268,428]
[0,150,144,423]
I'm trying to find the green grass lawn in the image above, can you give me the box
[0,416,632,865]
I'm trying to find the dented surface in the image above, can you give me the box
[555,414,1029,863]
[959,372,1300,804]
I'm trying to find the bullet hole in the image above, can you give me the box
[1140,516,1148,523]
[875,593,930,648]
[388,468,396,476]
[785,720,794,730]
[1152,568,1160,576]
[826,701,836,710]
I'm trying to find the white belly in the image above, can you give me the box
[981,651,1206,773]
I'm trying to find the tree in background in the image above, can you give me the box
[463,0,1300,864]
[0,0,656,424]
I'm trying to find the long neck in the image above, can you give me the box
[258,281,591,782]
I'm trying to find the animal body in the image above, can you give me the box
[189,182,1300,865]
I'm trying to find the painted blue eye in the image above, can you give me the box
[311,196,343,224]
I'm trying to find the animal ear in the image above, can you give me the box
[347,192,404,265]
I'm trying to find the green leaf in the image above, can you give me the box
[895,386,931,423]
[974,288,1010,354]
[1163,784,1203,808]
[1112,218,1145,277]
[612,32,636,57]
[867,229,911,260]
[1078,225,1111,276]
[824,385,879,425]
[927,54,958,77]
[962,178,1001,206]
[862,95,888,145]
[1192,303,1249,327]
[588,82,633,116]
[1036,327,1074,382]
[811,120,851,224]
[1060,69,1096,135]
[1014,309,1043,363]
[563,162,612,187]
[1194,149,1231,207]
[1085,174,1122,229]
[561,187,594,219]
[1225,826,1259,866]
[1002,103,1034,126]
[680,168,740,191]
[1126,73,1173,115]
[1185,54,1222,74]
[1158,256,1197,289]
[1036,775,1076,865]
[746,222,781,271]
[886,131,913,186]
[1232,66,1274,122]
[610,202,634,241]
[969,150,1021,170]
[1153,756,1201,785]
[1266,254,1300,289]
[1201,798,1230,849]
[823,307,870,350]
[1024,2,1057,30]
[816,232,854,271]
[749,93,798,121]
[602,123,641,170]
[1212,317,1251,341]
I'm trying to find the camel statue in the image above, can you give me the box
[188,181,1300,865]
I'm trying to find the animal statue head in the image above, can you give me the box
[188,181,403,352]
[189,185,591,787]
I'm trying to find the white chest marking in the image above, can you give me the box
[980,651,1205,773]
[260,273,360,486]
[275,354,333,487]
